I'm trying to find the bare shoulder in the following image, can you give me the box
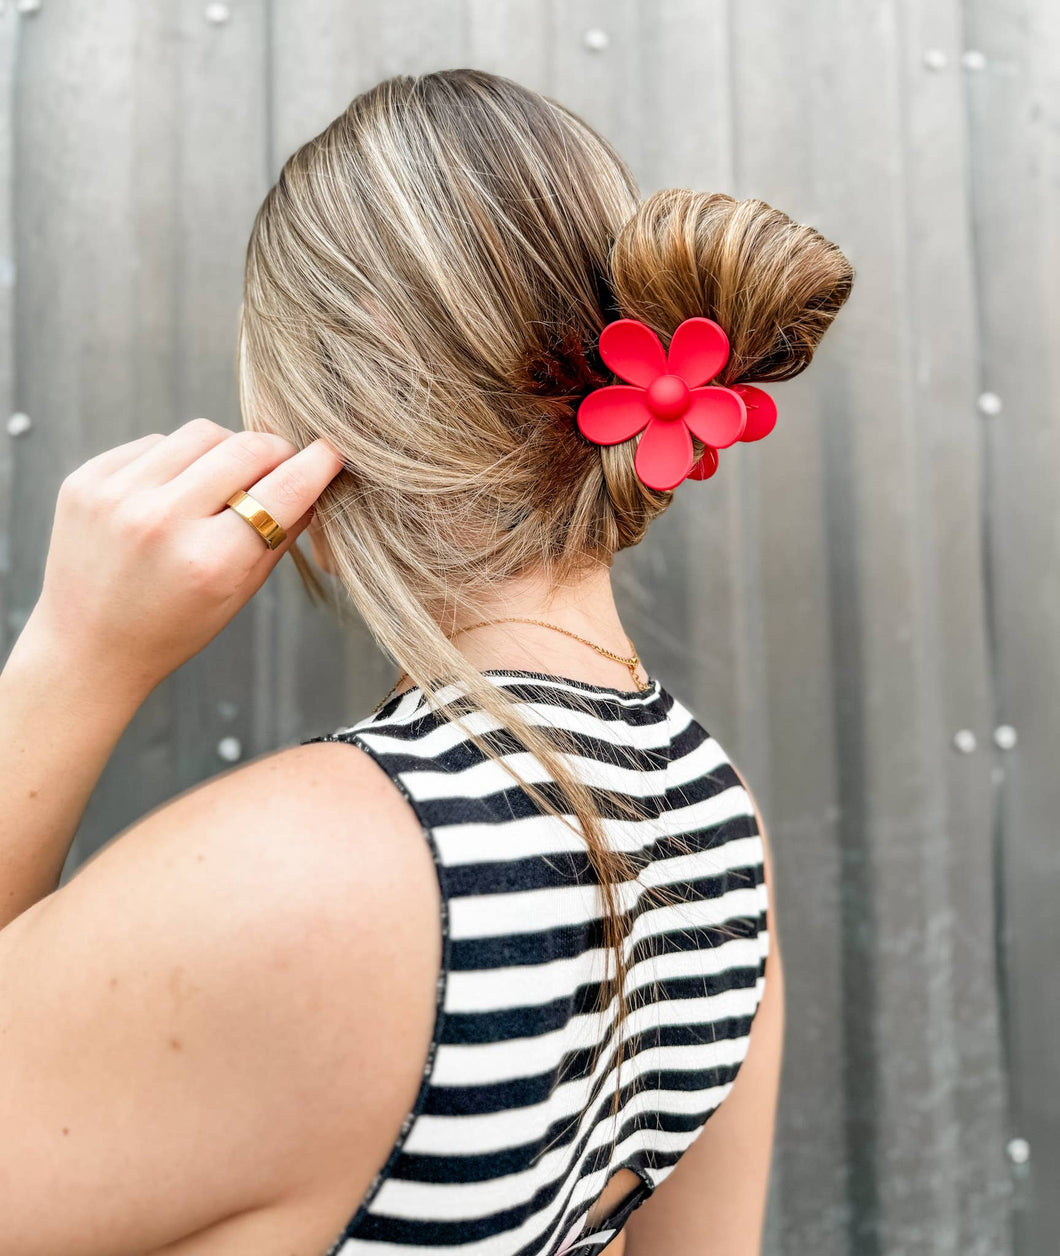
[54,736,440,1060]
[76,735,427,892]
[0,738,441,1255]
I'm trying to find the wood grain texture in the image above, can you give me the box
[0,5,15,643]
[964,0,1060,1250]
[728,4,848,1250]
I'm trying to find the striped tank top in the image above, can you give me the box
[301,669,770,1256]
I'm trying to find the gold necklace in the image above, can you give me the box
[373,617,649,712]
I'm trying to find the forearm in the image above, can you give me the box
[0,610,145,929]
[0,424,334,929]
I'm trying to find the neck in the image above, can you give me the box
[448,560,648,691]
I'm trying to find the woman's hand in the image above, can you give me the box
[21,418,346,705]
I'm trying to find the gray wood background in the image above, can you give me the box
[0,2,1054,1253]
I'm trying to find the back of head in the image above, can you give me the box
[239,68,853,673]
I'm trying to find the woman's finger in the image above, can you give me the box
[221,437,346,557]
[76,432,166,480]
[162,429,300,516]
[260,501,315,560]
[107,418,233,492]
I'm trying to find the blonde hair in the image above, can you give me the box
[238,68,853,1137]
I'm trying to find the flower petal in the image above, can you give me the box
[577,386,652,445]
[687,448,719,481]
[666,318,731,387]
[683,386,747,448]
[733,384,778,441]
[634,418,694,491]
[599,320,667,387]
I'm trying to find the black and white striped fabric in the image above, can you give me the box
[301,670,770,1256]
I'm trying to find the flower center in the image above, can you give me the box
[645,374,690,419]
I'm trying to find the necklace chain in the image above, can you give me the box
[373,617,648,712]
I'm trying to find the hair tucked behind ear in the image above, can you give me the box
[238,67,853,1149]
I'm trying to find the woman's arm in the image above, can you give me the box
[0,423,372,1252]
[0,735,441,1256]
[0,615,148,927]
[0,418,342,930]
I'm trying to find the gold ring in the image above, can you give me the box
[225,489,287,550]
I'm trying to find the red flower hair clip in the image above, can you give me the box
[576,317,778,491]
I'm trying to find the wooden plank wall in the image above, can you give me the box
[963,1,1060,1252]
[0,6,14,643]
[0,1,1054,1252]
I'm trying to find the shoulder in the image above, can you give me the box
[689,709,779,969]
[66,733,440,1025]
[723,752,781,966]
[0,738,440,1251]
[60,737,437,992]
[74,734,430,917]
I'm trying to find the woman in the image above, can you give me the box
[0,69,851,1256]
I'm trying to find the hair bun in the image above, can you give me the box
[609,190,854,387]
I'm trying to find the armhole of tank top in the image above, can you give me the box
[732,762,771,1019]
[742,800,771,1018]
[666,716,772,1143]
[699,764,771,1133]
[299,728,452,1247]
[686,711,771,985]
